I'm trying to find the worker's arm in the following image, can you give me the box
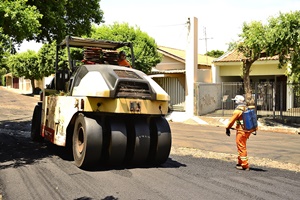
[226,109,242,129]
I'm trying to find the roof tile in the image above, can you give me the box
[158,46,215,65]
[213,49,279,62]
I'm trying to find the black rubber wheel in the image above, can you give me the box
[31,103,43,142]
[149,117,172,165]
[73,113,103,168]
[131,117,150,164]
[106,116,127,164]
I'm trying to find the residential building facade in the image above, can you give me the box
[149,46,215,111]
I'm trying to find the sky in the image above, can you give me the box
[19,0,300,54]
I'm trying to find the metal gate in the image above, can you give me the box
[153,77,185,111]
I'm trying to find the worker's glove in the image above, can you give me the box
[226,128,230,137]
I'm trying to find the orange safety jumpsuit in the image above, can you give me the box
[226,105,257,169]
[117,59,131,68]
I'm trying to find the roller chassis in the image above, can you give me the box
[31,36,172,168]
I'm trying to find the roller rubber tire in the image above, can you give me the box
[131,117,151,164]
[106,116,127,164]
[149,117,172,165]
[73,114,103,168]
[31,103,43,142]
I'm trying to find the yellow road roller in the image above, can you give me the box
[31,36,172,168]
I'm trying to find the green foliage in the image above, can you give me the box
[37,41,84,77]
[37,41,57,76]
[205,50,224,58]
[0,68,7,86]
[26,0,104,42]
[236,10,300,103]
[236,21,268,104]
[91,23,162,74]
[1,0,103,88]
[0,68,7,76]
[0,0,103,69]
[0,28,11,68]
[1,75,5,86]
[237,21,267,62]
[0,0,42,43]
[6,50,41,80]
[226,41,238,52]
[0,0,41,68]
[267,11,300,83]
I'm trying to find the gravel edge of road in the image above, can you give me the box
[171,146,300,173]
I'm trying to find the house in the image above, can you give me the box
[212,49,296,112]
[149,46,215,111]
[4,73,54,94]
[3,73,20,89]
[151,46,298,117]
[212,49,285,83]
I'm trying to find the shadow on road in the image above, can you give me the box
[249,167,267,172]
[77,157,187,172]
[0,120,54,170]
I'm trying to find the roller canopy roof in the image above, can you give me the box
[59,36,132,50]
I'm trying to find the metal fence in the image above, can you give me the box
[196,82,300,120]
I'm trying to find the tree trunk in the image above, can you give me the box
[31,79,35,94]
[243,60,254,105]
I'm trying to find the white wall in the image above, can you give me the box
[211,64,221,83]
[197,69,211,83]
[195,83,222,115]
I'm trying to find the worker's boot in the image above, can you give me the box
[236,165,250,171]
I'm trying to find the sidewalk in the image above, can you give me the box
[166,111,300,135]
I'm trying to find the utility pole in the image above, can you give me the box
[185,17,198,117]
[199,27,213,63]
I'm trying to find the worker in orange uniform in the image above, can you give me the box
[117,51,131,68]
[226,95,257,171]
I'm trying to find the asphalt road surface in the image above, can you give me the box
[0,87,300,200]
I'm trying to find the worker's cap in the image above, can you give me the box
[232,95,245,102]
[119,51,126,56]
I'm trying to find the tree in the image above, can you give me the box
[226,41,239,52]
[0,0,42,44]
[26,0,104,43]
[6,50,40,92]
[237,11,300,104]
[266,11,300,83]
[237,21,267,105]
[205,50,224,58]
[1,0,104,77]
[0,68,7,86]
[0,28,11,68]
[0,0,103,57]
[90,23,162,74]
[0,28,11,85]
[0,0,42,71]
[37,41,57,77]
